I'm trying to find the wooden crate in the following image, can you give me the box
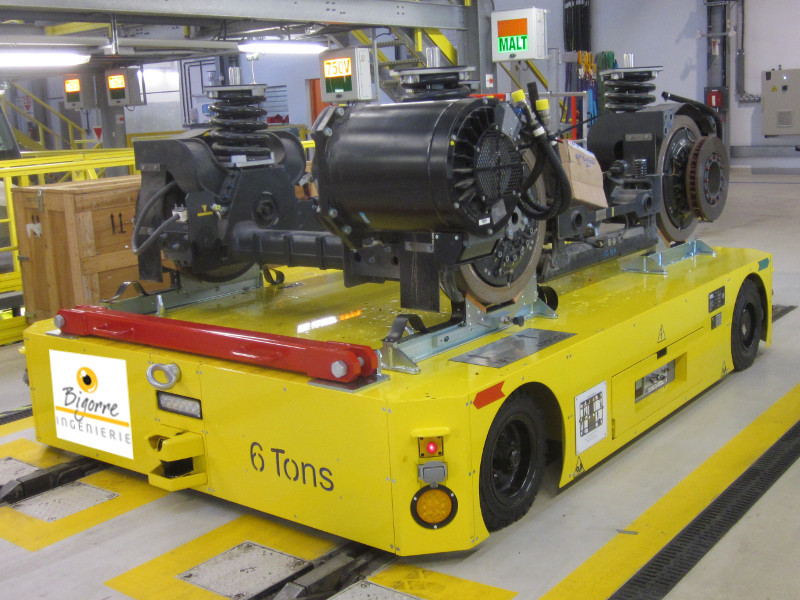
[12,175,163,321]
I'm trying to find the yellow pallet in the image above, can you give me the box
[23,246,772,555]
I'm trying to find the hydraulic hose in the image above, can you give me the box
[132,213,180,256]
[525,131,573,221]
[516,111,573,220]
[131,180,178,255]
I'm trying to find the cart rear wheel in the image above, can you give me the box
[480,391,546,531]
[731,278,764,371]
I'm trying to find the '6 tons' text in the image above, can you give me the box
[250,442,334,491]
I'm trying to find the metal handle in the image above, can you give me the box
[146,363,181,391]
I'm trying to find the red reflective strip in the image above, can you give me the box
[474,382,506,409]
[497,18,527,38]
[56,305,377,383]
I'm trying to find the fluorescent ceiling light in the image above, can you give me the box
[237,41,326,55]
[0,50,91,67]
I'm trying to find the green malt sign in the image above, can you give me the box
[498,35,528,54]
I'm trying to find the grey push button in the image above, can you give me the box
[418,461,447,484]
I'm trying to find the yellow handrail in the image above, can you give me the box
[6,82,92,151]
[3,100,66,146]
[422,28,458,65]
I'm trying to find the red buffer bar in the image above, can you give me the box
[55,305,379,383]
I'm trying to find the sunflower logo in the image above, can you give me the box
[77,367,98,394]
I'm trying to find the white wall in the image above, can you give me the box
[728,0,800,149]
[591,0,705,101]
[247,53,322,127]
[591,0,800,167]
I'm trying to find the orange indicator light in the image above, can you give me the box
[107,74,126,89]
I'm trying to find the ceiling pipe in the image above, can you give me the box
[0,34,239,52]
[0,35,110,46]
[117,38,239,50]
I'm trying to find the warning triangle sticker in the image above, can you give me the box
[657,325,666,343]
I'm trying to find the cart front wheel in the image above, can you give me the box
[731,277,764,371]
[480,391,546,531]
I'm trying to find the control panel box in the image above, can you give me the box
[762,68,800,136]
[104,67,146,107]
[319,47,374,103]
[490,7,548,62]
[63,75,97,110]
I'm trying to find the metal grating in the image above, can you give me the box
[609,418,800,600]
[777,110,793,128]
[0,406,32,426]
[177,541,311,599]
[11,481,118,522]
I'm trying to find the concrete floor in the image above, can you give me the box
[1,170,799,598]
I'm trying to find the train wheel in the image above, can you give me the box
[479,391,546,531]
[731,278,764,371]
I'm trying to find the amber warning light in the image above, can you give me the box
[64,78,81,93]
[107,74,126,89]
[64,77,82,104]
[323,57,352,78]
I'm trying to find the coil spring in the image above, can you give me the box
[602,71,657,113]
[208,91,271,160]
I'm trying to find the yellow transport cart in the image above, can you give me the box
[22,243,771,555]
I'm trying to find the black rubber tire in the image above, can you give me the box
[479,391,546,531]
[731,278,764,371]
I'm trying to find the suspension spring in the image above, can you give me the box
[208,89,271,160]
[601,68,658,112]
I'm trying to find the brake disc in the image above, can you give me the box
[453,206,544,306]
[686,135,728,222]
[657,115,701,243]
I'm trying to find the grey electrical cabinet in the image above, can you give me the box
[762,68,800,136]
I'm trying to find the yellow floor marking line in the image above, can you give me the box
[0,468,167,551]
[105,513,339,600]
[540,382,800,600]
[0,416,34,438]
[0,437,73,469]
[371,563,517,600]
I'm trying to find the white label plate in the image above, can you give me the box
[50,350,133,459]
[575,381,608,454]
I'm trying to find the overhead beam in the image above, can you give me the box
[0,0,467,30]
